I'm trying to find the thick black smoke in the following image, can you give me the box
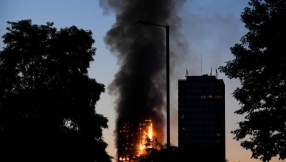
[99,0,186,146]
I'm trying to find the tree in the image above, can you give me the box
[138,138,226,162]
[0,20,112,162]
[219,1,286,161]
[139,143,228,162]
[138,143,179,162]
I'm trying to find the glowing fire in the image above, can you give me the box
[138,119,153,156]
[148,123,152,139]
[118,119,154,162]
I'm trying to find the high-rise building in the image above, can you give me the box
[178,74,225,161]
[117,118,153,162]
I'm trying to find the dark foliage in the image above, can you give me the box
[138,139,225,162]
[139,145,228,162]
[219,0,286,161]
[0,20,112,162]
[138,144,179,162]
[179,146,226,162]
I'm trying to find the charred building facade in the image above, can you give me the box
[178,74,225,161]
[117,118,153,162]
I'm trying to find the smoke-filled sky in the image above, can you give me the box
[0,0,285,162]
[99,0,189,147]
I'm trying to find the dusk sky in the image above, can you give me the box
[0,1,285,162]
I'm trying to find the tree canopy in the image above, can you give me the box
[0,20,112,162]
[138,143,179,162]
[138,138,226,162]
[219,0,286,161]
[138,144,228,162]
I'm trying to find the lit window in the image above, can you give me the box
[214,95,222,99]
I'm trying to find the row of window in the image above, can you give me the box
[201,95,223,99]
[180,139,222,144]
[119,130,130,133]
[178,89,223,95]
[181,114,216,119]
[181,126,215,131]
[179,101,216,106]
[179,83,216,86]
[179,120,215,124]
[179,107,215,112]
[180,133,216,137]
[180,95,223,99]
[179,89,202,92]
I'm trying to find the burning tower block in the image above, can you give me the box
[117,118,153,162]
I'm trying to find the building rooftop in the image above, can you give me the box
[178,74,224,82]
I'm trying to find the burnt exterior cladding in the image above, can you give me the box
[178,75,225,161]
[117,118,152,162]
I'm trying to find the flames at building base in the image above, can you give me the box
[118,119,154,162]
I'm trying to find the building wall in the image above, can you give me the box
[117,118,137,162]
[178,75,225,161]
[117,118,152,162]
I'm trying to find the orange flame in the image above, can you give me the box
[138,119,153,156]
[148,123,152,139]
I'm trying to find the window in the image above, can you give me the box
[214,95,222,99]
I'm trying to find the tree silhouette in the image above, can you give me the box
[0,20,112,162]
[138,143,179,162]
[219,1,286,161]
[139,143,228,162]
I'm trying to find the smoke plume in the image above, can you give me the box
[100,0,187,147]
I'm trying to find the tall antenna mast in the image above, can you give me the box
[185,69,188,78]
[201,54,202,75]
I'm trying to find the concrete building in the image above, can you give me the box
[178,74,225,161]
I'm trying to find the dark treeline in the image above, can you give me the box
[0,20,112,162]
[220,0,286,161]
[138,140,226,162]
